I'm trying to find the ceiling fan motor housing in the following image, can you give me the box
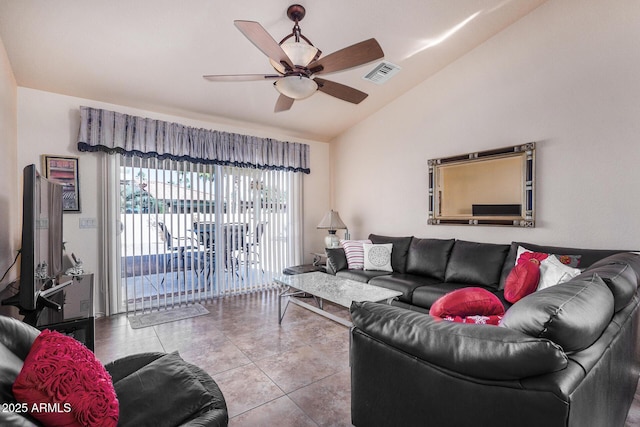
[287,4,306,22]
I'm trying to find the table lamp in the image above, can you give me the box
[317,210,347,248]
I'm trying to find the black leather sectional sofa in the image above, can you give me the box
[327,234,640,427]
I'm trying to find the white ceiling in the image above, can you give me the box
[0,0,547,142]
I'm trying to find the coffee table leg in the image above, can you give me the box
[279,286,307,324]
[279,286,290,324]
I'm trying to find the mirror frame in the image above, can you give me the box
[428,142,535,227]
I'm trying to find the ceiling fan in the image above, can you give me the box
[203,4,384,112]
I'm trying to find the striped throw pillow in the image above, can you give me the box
[341,239,372,270]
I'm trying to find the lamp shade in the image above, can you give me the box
[317,210,347,230]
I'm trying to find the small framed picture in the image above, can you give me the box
[43,155,81,213]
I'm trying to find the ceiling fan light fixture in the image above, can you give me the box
[270,41,319,73]
[274,75,318,99]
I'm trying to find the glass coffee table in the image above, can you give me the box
[275,272,402,327]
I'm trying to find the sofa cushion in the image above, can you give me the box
[13,329,119,427]
[351,301,568,380]
[411,282,477,309]
[444,240,510,289]
[429,287,505,318]
[336,269,390,283]
[114,351,215,427]
[500,275,614,352]
[405,238,455,280]
[363,243,393,272]
[414,282,485,309]
[369,274,439,303]
[369,234,413,273]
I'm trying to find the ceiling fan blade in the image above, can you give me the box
[314,78,368,104]
[274,94,295,112]
[234,20,293,70]
[203,74,281,82]
[309,38,384,75]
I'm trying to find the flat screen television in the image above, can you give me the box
[15,164,65,313]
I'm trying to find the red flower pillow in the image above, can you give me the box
[13,330,119,427]
[504,252,549,303]
[429,287,505,318]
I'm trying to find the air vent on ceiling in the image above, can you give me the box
[362,61,401,84]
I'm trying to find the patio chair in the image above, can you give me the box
[157,222,211,288]
[235,222,267,279]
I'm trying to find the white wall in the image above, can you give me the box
[16,89,331,290]
[0,36,18,293]
[332,0,640,250]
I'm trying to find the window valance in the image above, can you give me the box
[77,106,310,174]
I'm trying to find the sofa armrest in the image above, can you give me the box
[0,412,40,427]
[350,301,567,380]
[103,352,165,383]
[0,316,40,361]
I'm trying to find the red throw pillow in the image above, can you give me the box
[13,330,119,427]
[429,287,505,318]
[504,252,549,303]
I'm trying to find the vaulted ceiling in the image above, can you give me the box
[0,0,547,141]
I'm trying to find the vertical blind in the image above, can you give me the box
[119,155,301,314]
[77,106,309,315]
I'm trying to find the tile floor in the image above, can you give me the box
[94,289,353,426]
[94,289,640,426]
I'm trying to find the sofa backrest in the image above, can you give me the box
[579,253,640,312]
[0,316,39,407]
[444,240,510,289]
[368,234,413,274]
[405,238,455,280]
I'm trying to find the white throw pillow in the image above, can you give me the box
[537,255,582,291]
[363,243,393,272]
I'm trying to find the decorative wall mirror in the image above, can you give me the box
[428,143,535,227]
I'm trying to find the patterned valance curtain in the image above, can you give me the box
[77,106,310,174]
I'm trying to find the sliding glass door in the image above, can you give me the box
[112,155,302,314]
